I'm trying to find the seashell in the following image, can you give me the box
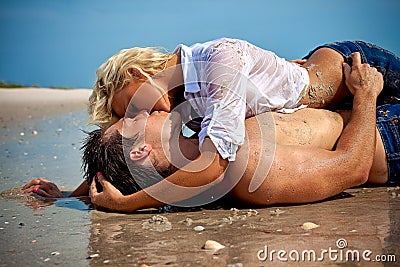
[270,208,286,216]
[180,218,193,226]
[302,222,319,230]
[202,240,225,252]
[141,215,172,232]
[193,225,205,232]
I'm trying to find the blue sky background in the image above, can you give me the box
[0,0,399,88]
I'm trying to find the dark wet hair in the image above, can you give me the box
[81,128,164,195]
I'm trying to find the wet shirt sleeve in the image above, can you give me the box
[197,41,251,161]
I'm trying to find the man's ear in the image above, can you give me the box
[129,144,152,162]
[128,67,145,80]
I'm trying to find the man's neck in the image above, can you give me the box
[179,134,200,160]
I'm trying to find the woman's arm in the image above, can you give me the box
[22,178,89,198]
[90,138,229,212]
[69,180,90,197]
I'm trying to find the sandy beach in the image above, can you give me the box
[0,88,94,190]
[0,88,399,266]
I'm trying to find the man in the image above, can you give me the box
[23,107,347,198]
[24,53,397,212]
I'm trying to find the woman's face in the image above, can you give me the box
[111,79,144,118]
[111,79,171,118]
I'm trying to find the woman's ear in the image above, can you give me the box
[129,144,152,162]
[128,67,145,80]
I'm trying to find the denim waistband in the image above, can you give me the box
[304,40,397,64]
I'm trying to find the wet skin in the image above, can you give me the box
[112,107,388,206]
[112,47,356,119]
[301,47,351,108]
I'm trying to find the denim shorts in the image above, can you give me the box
[304,41,400,105]
[376,104,400,184]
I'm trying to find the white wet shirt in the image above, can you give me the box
[174,38,309,161]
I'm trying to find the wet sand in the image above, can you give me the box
[0,88,399,266]
[0,88,94,266]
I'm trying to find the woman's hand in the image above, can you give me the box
[89,172,133,212]
[289,59,307,66]
[22,178,64,198]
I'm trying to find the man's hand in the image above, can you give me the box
[22,178,63,198]
[343,52,383,98]
[89,172,132,212]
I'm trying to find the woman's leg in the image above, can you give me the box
[300,47,349,108]
[302,41,400,108]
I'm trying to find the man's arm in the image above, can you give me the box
[90,138,228,212]
[233,52,384,205]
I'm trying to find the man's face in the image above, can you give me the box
[124,110,181,144]
[106,110,182,170]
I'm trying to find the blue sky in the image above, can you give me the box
[0,0,399,88]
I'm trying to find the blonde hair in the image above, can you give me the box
[89,47,174,127]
